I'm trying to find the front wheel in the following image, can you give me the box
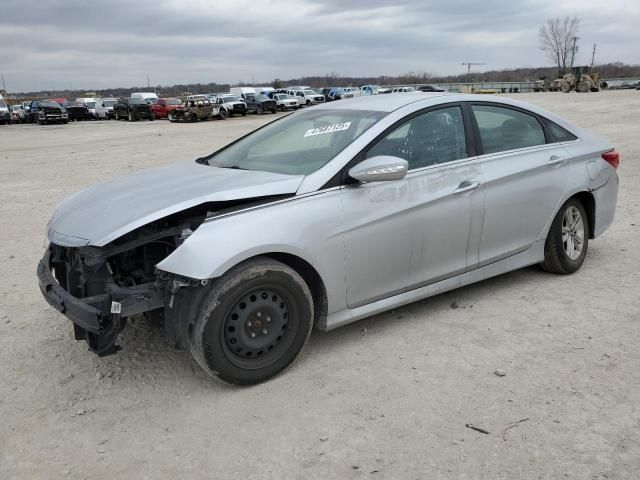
[218,109,227,120]
[188,257,314,385]
[541,198,589,274]
[256,105,263,115]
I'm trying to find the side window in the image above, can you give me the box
[366,106,467,170]
[544,118,578,142]
[472,105,546,154]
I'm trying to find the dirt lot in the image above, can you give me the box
[1,91,639,479]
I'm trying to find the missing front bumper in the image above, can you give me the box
[37,248,167,356]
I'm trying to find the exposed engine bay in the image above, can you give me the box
[38,197,288,357]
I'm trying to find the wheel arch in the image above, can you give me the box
[571,191,596,239]
[223,252,329,331]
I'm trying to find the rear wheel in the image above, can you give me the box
[541,198,589,274]
[188,257,314,385]
[577,80,591,93]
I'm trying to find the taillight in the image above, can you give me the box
[602,150,620,169]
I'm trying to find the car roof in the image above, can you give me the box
[315,92,452,112]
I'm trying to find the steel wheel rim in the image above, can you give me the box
[221,286,296,369]
[562,206,584,260]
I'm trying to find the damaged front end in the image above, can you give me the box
[38,210,206,356]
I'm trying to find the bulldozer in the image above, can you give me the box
[560,66,602,93]
[533,76,562,92]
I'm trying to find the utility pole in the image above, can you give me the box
[1,73,6,92]
[461,62,486,75]
[146,74,150,90]
[590,43,597,70]
[570,36,579,68]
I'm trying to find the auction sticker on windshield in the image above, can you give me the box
[304,122,351,138]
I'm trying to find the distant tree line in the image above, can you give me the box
[9,63,640,100]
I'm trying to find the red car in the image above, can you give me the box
[150,98,183,119]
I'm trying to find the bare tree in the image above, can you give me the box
[538,16,580,78]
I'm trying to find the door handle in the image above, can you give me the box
[454,181,481,194]
[548,155,566,166]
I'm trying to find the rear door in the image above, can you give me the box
[341,104,484,307]
[470,103,570,265]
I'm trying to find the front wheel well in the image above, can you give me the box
[258,253,328,330]
[570,191,596,239]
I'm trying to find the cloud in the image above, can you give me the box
[0,0,638,92]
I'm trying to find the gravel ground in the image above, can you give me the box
[1,91,639,480]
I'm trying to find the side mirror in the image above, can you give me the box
[348,155,408,183]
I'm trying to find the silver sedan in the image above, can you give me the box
[38,93,620,384]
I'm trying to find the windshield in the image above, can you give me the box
[103,100,116,107]
[41,101,61,108]
[303,90,317,95]
[207,109,385,175]
[128,98,147,105]
[166,99,182,105]
[0,100,6,109]
[86,102,96,108]
[222,96,240,103]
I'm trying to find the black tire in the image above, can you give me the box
[256,105,263,115]
[271,108,277,114]
[541,198,589,274]
[218,109,227,120]
[306,100,311,106]
[188,257,314,385]
[149,113,155,121]
[242,112,246,116]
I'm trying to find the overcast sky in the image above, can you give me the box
[1,0,638,92]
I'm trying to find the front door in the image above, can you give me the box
[341,105,484,308]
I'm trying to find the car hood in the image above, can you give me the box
[48,161,304,247]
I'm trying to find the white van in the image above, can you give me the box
[229,87,257,99]
[130,92,159,103]
[76,97,109,120]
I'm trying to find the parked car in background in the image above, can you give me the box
[289,89,325,106]
[321,87,352,101]
[26,100,68,124]
[271,93,299,111]
[150,98,183,119]
[212,94,248,117]
[418,85,446,92]
[21,101,32,112]
[75,97,109,119]
[113,98,155,121]
[342,87,361,98]
[131,92,159,104]
[361,85,391,95]
[10,104,26,123]
[0,95,10,125]
[37,94,620,385]
[244,93,277,114]
[63,102,92,121]
[391,86,415,93]
[102,98,118,119]
[168,98,217,122]
[229,87,258,98]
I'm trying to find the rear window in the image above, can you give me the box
[472,105,546,154]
